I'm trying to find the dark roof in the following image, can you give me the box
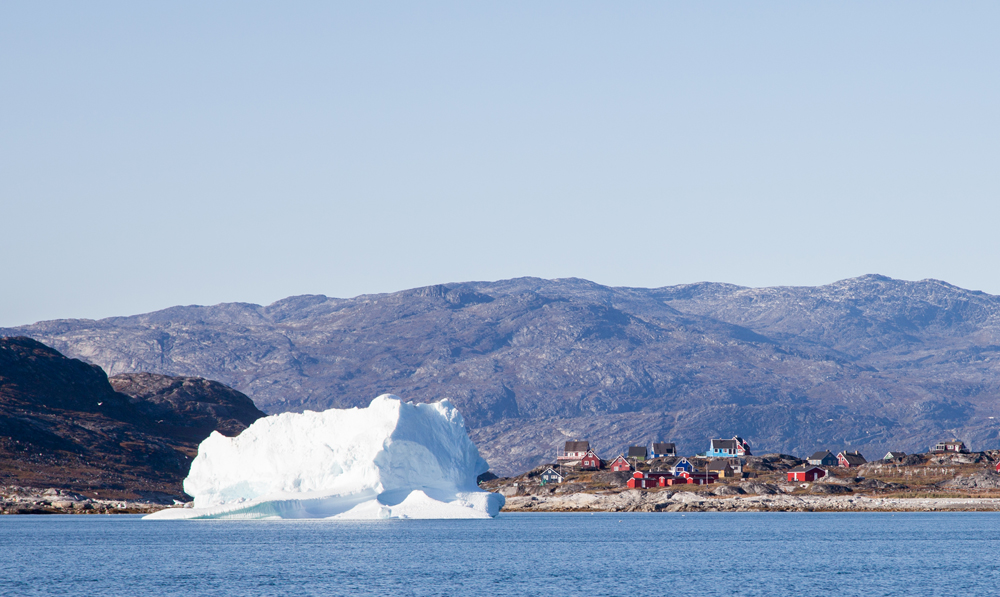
[564,441,590,453]
[706,459,732,471]
[628,446,648,458]
[885,451,906,458]
[712,439,738,450]
[652,442,675,453]
[808,451,833,460]
[839,451,867,465]
[788,465,823,473]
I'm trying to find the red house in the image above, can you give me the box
[994,459,1000,473]
[837,450,867,468]
[609,455,631,472]
[626,471,675,489]
[627,472,655,489]
[677,470,717,485]
[787,466,827,482]
[580,449,602,470]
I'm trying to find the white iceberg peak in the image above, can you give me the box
[145,394,504,520]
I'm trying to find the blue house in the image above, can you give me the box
[706,436,751,458]
[650,442,676,458]
[539,467,565,484]
[670,458,695,476]
[807,450,838,466]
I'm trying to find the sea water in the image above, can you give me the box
[2,512,998,596]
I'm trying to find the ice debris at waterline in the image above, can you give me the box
[144,395,504,520]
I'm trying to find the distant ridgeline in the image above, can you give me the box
[0,337,264,498]
[5,274,1000,476]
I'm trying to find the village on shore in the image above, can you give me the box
[6,435,1000,516]
[540,436,990,487]
[481,435,1000,512]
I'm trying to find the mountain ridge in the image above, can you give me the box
[4,274,999,476]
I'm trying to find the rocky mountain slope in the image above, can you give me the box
[0,337,264,498]
[4,275,1000,476]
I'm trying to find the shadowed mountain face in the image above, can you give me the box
[108,373,266,443]
[0,337,264,497]
[5,275,1000,476]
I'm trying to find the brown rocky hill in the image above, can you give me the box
[4,275,1000,476]
[0,337,264,499]
[109,372,265,443]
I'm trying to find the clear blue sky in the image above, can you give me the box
[2,2,999,327]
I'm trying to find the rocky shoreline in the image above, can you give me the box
[502,489,1000,513]
[482,451,1000,514]
[6,485,1000,515]
[0,486,181,515]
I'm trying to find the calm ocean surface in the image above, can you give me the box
[2,512,998,596]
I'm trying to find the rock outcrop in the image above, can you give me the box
[109,372,264,442]
[0,337,264,499]
[939,471,1000,490]
[0,485,171,514]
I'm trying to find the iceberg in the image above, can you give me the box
[144,394,504,520]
